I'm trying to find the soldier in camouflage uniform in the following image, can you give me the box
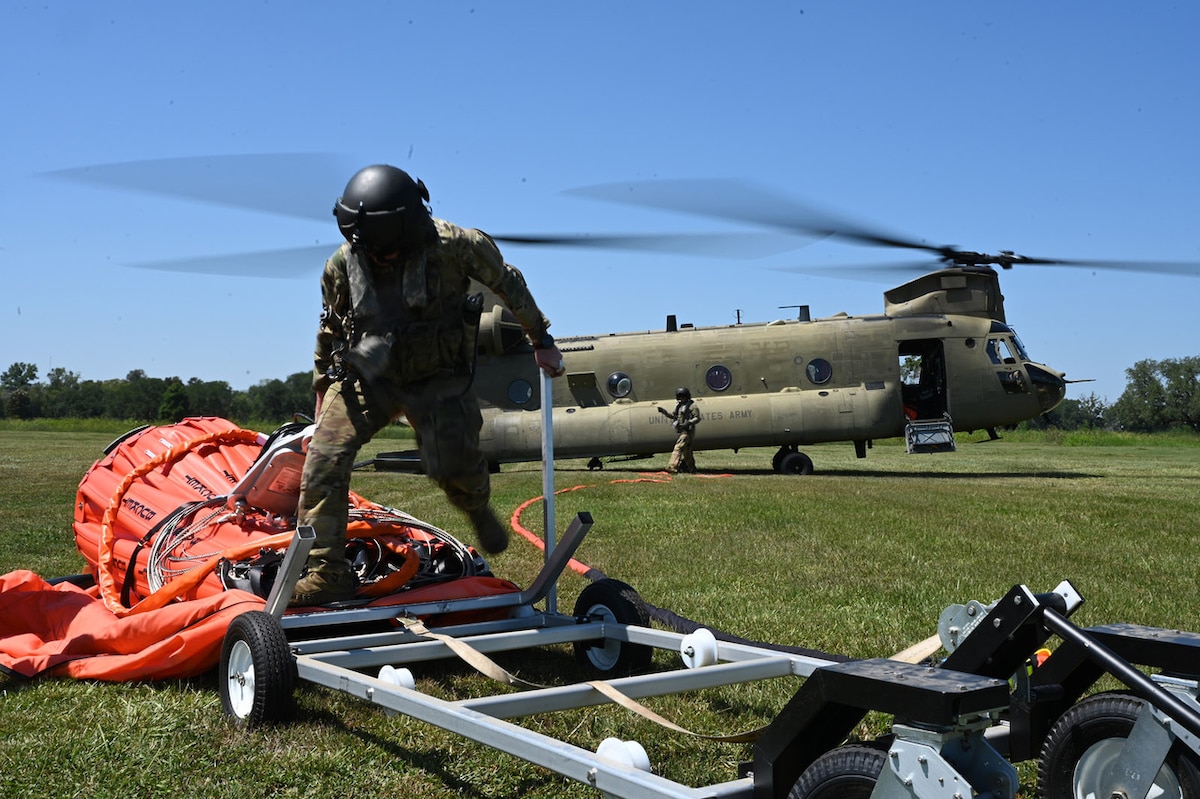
[291,165,565,606]
[658,387,701,474]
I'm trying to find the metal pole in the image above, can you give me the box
[540,369,556,614]
[265,525,316,620]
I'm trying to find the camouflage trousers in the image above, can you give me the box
[297,374,491,563]
[667,430,697,473]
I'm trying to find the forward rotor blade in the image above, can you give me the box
[44,153,352,223]
[126,244,336,278]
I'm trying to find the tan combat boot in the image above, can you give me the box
[288,554,357,607]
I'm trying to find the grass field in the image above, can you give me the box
[1,425,1198,798]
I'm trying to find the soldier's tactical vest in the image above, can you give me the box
[343,248,474,386]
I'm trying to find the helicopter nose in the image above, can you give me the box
[1026,363,1067,413]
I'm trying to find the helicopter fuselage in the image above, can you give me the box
[468,268,1067,470]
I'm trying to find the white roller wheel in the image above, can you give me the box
[377,665,416,716]
[680,627,719,669]
[597,737,651,772]
[378,664,416,689]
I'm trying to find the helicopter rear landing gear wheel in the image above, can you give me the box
[777,450,814,475]
[787,745,886,799]
[573,578,653,676]
[219,610,296,729]
[1037,692,1200,799]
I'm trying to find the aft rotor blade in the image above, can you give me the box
[126,244,335,278]
[1005,255,1200,276]
[568,178,946,255]
[494,231,814,258]
[44,153,352,223]
[767,259,945,282]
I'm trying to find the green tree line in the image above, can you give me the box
[0,364,314,425]
[1023,356,1200,433]
[2,356,1198,433]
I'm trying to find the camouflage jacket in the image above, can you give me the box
[672,400,701,434]
[313,218,552,393]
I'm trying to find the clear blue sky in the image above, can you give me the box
[4,2,1197,403]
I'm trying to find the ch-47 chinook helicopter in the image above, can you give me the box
[461,261,1063,475]
[49,161,1198,475]
[445,177,1200,475]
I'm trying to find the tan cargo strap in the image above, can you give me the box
[397,617,767,742]
[397,620,943,743]
[399,617,547,688]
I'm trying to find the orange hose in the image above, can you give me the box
[508,471,729,576]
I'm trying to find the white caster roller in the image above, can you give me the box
[376,665,416,717]
[378,664,416,689]
[596,737,651,772]
[680,627,719,669]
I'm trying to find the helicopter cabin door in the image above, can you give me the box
[898,339,955,453]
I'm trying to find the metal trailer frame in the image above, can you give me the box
[242,513,1014,799]
[217,374,1200,798]
[230,524,1200,799]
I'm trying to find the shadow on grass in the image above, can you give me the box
[552,465,1102,479]
[814,469,1100,479]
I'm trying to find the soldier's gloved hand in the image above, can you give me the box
[535,343,566,377]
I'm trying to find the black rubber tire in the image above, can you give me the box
[219,610,296,728]
[778,450,814,475]
[788,745,886,799]
[1037,691,1200,799]
[573,578,653,676]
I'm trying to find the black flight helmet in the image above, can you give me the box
[334,165,433,258]
[676,387,691,401]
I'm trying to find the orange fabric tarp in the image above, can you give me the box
[0,417,524,682]
[0,570,265,681]
[0,570,523,681]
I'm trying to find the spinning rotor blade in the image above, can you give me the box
[48,157,1200,278]
[991,254,1200,276]
[768,259,947,281]
[571,178,1200,277]
[46,155,811,275]
[127,244,336,278]
[45,153,351,222]
[493,231,810,258]
[568,178,941,254]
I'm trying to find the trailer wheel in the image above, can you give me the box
[1037,692,1200,799]
[573,579,653,675]
[219,610,296,728]
[778,450,814,476]
[788,745,886,799]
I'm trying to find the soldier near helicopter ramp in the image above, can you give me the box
[292,164,566,606]
[658,387,701,474]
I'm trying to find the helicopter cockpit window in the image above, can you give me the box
[1010,331,1030,361]
[507,379,533,406]
[606,372,632,398]
[987,338,1019,365]
[706,364,733,392]
[806,358,833,385]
